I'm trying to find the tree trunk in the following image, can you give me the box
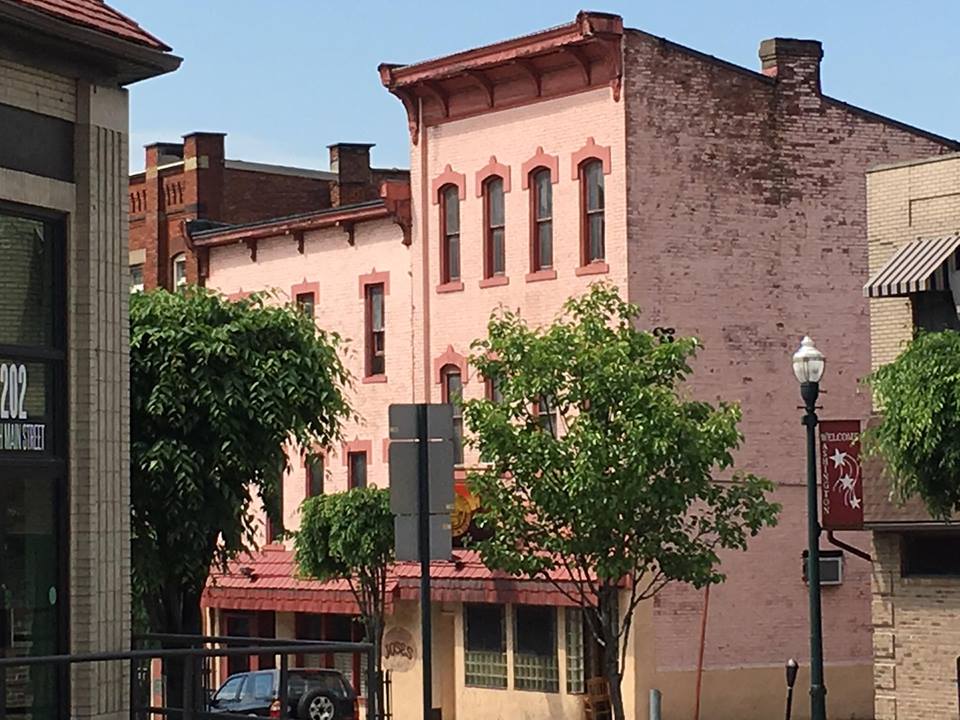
[153,584,203,714]
[599,589,625,720]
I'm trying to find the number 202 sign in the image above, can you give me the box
[0,362,46,452]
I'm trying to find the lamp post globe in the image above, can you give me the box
[793,336,825,386]
[793,335,827,720]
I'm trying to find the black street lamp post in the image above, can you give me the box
[793,336,827,720]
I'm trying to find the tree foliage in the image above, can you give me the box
[462,284,779,720]
[296,487,394,716]
[130,287,351,641]
[866,329,960,519]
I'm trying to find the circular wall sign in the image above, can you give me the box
[382,627,417,673]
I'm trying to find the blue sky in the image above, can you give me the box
[115,0,960,172]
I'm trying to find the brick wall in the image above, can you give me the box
[866,154,960,368]
[221,168,331,224]
[206,217,413,541]
[620,29,956,718]
[872,533,960,720]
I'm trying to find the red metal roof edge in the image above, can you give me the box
[9,0,171,51]
[378,10,623,88]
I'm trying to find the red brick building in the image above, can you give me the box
[128,134,407,291]
[173,12,958,720]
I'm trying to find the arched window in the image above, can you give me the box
[172,252,187,290]
[530,168,553,272]
[483,176,505,279]
[580,160,605,264]
[441,364,464,464]
[440,185,461,283]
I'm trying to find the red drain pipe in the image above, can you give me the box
[693,584,710,720]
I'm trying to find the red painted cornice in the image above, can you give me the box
[379,11,622,88]
[378,11,624,141]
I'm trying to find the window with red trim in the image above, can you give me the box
[296,291,316,319]
[531,168,553,271]
[483,177,506,278]
[348,451,367,489]
[442,365,464,464]
[440,185,461,283]
[266,481,283,543]
[365,283,385,377]
[580,160,605,264]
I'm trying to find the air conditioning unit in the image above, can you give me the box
[801,550,843,586]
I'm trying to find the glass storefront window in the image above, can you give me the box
[0,215,56,348]
[0,205,66,720]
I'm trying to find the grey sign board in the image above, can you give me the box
[389,404,454,441]
[388,440,455,516]
[394,514,453,562]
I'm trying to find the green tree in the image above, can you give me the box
[866,329,960,519]
[295,487,394,718]
[130,288,350,705]
[462,284,780,720]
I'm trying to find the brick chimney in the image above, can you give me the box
[329,143,374,207]
[759,38,823,94]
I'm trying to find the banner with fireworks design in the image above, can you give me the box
[819,419,863,530]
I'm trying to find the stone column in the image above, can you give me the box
[69,78,132,720]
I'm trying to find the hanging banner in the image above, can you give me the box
[819,419,863,530]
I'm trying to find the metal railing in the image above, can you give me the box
[0,634,379,720]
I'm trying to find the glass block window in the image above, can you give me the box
[464,604,507,689]
[565,608,585,694]
[513,605,559,693]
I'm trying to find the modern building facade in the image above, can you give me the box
[186,11,959,720]
[128,135,407,292]
[0,1,178,718]
[862,152,960,720]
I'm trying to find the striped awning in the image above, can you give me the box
[864,234,960,298]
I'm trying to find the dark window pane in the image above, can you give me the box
[538,222,553,269]
[486,376,503,404]
[465,604,504,652]
[537,396,556,437]
[444,368,463,464]
[444,186,460,234]
[448,234,460,281]
[0,215,54,347]
[296,292,315,319]
[535,170,552,220]
[487,178,504,227]
[588,214,605,262]
[903,533,960,576]
[307,458,324,497]
[369,285,384,331]
[585,162,604,211]
[349,452,367,489]
[515,606,556,657]
[492,228,505,276]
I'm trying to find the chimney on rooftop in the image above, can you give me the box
[759,38,823,94]
[329,143,374,207]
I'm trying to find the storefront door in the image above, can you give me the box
[0,205,67,719]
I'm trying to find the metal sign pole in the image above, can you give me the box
[417,404,432,720]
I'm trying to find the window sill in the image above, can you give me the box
[479,275,509,289]
[575,261,609,277]
[525,269,557,283]
[362,374,388,384]
[437,280,465,294]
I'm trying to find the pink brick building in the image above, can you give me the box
[191,12,957,720]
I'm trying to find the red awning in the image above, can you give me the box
[203,547,587,613]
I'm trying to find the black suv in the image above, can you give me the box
[209,668,357,719]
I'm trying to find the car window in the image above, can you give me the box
[214,675,244,701]
[297,672,349,696]
[253,672,275,700]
